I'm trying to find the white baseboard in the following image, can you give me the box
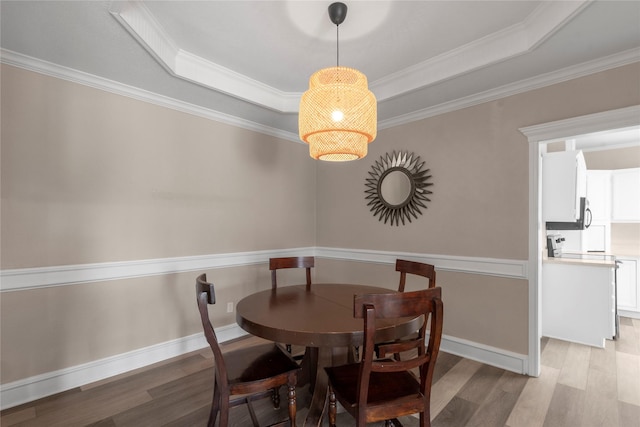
[440,335,528,374]
[619,309,640,319]
[0,324,526,411]
[0,324,247,411]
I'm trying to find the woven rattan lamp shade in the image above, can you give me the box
[299,66,377,161]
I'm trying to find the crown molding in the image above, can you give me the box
[372,0,589,101]
[0,49,302,143]
[379,49,640,131]
[109,0,589,112]
[519,104,640,143]
[109,1,300,113]
[108,0,294,113]
[3,46,637,141]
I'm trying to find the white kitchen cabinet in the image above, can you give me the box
[542,260,615,348]
[585,222,610,252]
[617,257,639,316]
[542,151,586,222]
[587,170,611,221]
[611,168,640,222]
[580,171,612,252]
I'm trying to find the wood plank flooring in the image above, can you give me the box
[2,317,639,426]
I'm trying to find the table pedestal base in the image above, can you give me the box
[302,346,351,427]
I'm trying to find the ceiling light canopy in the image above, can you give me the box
[299,2,377,162]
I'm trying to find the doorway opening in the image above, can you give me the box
[519,105,640,376]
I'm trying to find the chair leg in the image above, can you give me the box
[287,384,297,427]
[420,411,428,427]
[207,405,217,427]
[209,383,221,427]
[218,396,230,427]
[272,386,281,408]
[328,386,337,427]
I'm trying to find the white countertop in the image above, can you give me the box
[542,252,617,268]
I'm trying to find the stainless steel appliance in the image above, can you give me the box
[546,234,565,257]
[546,197,593,230]
[543,150,592,230]
[547,232,615,261]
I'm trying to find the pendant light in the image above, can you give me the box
[299,2,377,161]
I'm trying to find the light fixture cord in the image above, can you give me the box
[336,23,340,67]
[334,13,341,99]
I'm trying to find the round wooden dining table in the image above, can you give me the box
[236,283,421,427]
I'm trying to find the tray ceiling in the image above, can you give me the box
[1,1,639,143]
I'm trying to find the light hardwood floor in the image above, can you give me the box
[2,317,639,426]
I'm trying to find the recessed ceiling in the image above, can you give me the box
[1,1,639,144]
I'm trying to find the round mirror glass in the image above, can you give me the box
[380,170,411,206]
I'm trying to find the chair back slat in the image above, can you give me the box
[354,288,438,318]
[376,337,424,358]
[396,259,436,292]
[269,256,314,290]
[371,354,430,373]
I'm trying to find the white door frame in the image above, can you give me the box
[519,105,640,376]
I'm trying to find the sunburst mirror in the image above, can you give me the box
[364,151,433,226]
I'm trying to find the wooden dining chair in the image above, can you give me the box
[196,274,300,427]
[270,256,315,356]
[367,259,437,362]
[270,256,314,291]
[324,287,444,427]
[396,259,436,292]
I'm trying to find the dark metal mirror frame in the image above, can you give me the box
[364,151,433,226]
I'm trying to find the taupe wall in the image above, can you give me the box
[1,65,316,268]
[315,259,528,353]
[2,61,640,386]
[316,64,640,258]
[584,146,640,170]
[315,63,640,354]
[0,267,270,383]
[0,65,316,382]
